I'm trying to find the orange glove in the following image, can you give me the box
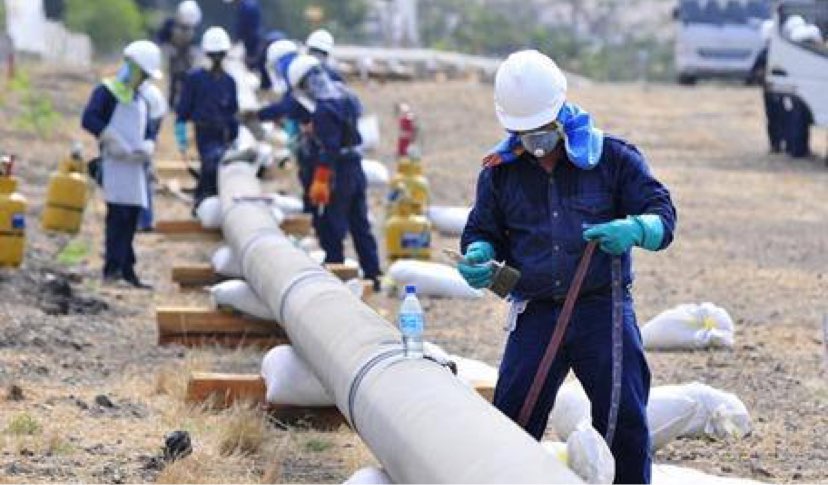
[309,166,332,206]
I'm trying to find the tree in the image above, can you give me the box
[64,0,144,54]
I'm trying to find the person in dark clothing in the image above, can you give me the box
[156,0,202,108]
[459,50,677,484]
[286,54,382,290]
[224,0,262,68]
[81,41,165,289]
[175,27,239,209]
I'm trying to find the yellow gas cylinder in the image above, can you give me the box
[388,157,430,214]
[385,199,432,261]
[0,170,26,268]
[42,145,89,234]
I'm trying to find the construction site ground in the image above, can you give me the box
[0,65,826,484]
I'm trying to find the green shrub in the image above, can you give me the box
[6,413,42,436]
[64,0,144,54]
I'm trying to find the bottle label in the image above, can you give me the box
[401,231,430,249]
[399,313,423,336]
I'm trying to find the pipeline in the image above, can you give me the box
[218,162,581,483]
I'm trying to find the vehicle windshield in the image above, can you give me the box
[678,0,771,24]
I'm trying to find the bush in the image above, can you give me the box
[64,0,144,54]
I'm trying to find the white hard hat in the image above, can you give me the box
[783,15,806,36]
[176,0,202,26]
[124,40,163,80]
[140,83,168,119]
[790,24,824,43]
[201,26,231,54]
[306,29,334,54]
[287,54,321,89]
[267,39,298,66]
[494,50,567,132]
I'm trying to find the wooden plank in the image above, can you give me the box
[155,161,197,179]
[186,372,496,409]
[172,265,227,287]
[156,214,312,240]
[323,263,360,282]
[157,307,287,349]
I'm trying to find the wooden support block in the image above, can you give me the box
[156,220,222,241]
[172,264,227,287]
[279,214,312,237]
[155,161,196,179]
[156,214,311,240]
[186,372,346,429]
[157,307,287,349]
[324,263,360,282]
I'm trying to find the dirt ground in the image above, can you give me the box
[1,64,827,484]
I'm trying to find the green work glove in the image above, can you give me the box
[583,215,664,255]
[457,241,495,289]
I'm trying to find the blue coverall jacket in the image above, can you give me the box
[235,0,262,67]
[176,68,239,204]
[308,92,381,279]
[461,135,676,484]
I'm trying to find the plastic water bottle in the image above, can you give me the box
[398,284,424,359]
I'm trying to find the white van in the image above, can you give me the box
[766,0,828,131]
[674,0,771,84]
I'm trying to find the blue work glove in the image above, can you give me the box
[457,241,496,289]
[174,121,189,153]
[583,215,664,255]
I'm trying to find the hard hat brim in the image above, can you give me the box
[495,99,564,132]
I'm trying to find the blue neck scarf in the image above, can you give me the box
[489,102,604,170]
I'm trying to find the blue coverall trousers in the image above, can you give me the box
[104,203,141,280]
[194,127,230,208]
[309,154,381,279]
[494,293,652,484]
[763,89,785,153]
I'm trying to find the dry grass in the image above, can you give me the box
[218,404,269,457]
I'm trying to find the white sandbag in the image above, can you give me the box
[211,245,243,278]
[260,346,334,406]
[298,236,318,252]
[657,382,752,439]
[653,464,764,485]
[567,423,615,484]
[648,387,700,450]
[271,205,285,225]
[452,355,498,388]
[548,380,591,440]
[362,159,390,187]
[387,260,483,299]
[427,206,471,236]
[358,115,381,152]
[343,467,393,485]
[196,196,222,229]
[541,441,569,465]
[270,194,304,215]
[642,303,734,350]
[210,280,275,321]
[308,250,359,269]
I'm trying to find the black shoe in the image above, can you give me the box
[369,276,382,293]
[124,275,153,290]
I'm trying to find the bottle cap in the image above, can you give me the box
[405,284,416,294]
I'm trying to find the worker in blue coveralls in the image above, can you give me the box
[458,50,677,484]
[305,29,344,83]
[175,27,239,209]
[224,0,262,69]
[286,55,382,290]
[156,0,202,108]
[256,30,287,92]
[82,40,165,289]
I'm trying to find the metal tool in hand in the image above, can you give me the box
[443,249,521,299]
[515,241,624,449]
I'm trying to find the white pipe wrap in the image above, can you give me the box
[218,163,581,484]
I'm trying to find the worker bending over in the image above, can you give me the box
[175,27,239,209]
[288,55,382,290]
[458,50,677,484]
[156,1,202,107]
[82,41,165,289]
